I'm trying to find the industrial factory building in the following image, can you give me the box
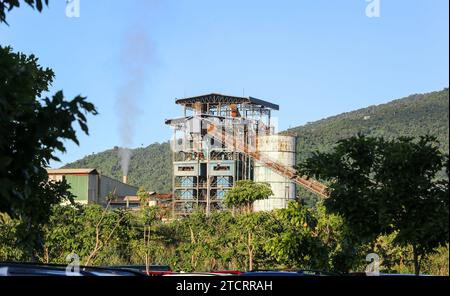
[165,93,327,217]
[47,168,138,205]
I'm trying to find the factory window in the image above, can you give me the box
[178,166,194,172]
[213,164,230,171]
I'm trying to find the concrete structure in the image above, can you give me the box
[47,168,138,205]
[253,135,297,211]
[165,93,299,216]
[110,192,173,211]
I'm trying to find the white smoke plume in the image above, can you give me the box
[115,27,152,176]
[118,148,132,176]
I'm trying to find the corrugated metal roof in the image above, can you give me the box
[175,93,279,110]
[47,168,98,175]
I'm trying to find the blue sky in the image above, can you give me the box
[0,0,448,167]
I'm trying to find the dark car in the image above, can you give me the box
[348,272,430,276]
[241,269,342,276]
[108,264,172,276]
[210,270,242,275]
[0,262,147,276]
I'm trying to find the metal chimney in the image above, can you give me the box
[123,175,128,184]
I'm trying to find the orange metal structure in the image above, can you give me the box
[205,121,328,198]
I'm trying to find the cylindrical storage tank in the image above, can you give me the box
[253,135,296,211]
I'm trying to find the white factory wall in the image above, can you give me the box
[253,135,296,211]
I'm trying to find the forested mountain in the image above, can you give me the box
[287,88,449,163]
[63,88,449,193]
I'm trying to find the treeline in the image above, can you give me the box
[0,203,448,275]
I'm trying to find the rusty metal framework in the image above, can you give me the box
[166,93,327,217]
[204,118,328,198]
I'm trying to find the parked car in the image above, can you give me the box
[209,270,242,275]
[0,262,146,276]
[241,269,342,276]
[107,264,172,276]
[348,272,430,276]
[163,271,234,276]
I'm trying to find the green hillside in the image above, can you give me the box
[64,142,173,193]
[63,88,449,193]
[287,88,449,163]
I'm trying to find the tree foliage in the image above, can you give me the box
[40,204,134,266]
[137,186,151,206]
[299,134,449,275]
[0,45,97,258]
[1,201,448,275]
[265,202,326,269]
[0,0,49,25]
[224,180,273,213]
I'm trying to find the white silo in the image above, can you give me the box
[253,135,297,211]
